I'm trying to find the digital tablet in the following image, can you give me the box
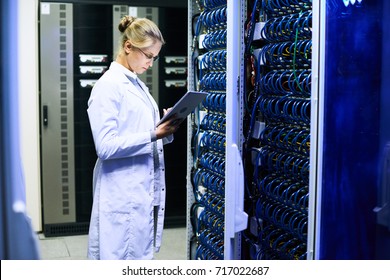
[156,91,208,126]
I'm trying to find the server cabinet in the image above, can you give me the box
[187,0,313,260]
[186,0,248,260]
[40,2,114,236]
[243,0,315,260]
[187,0,390,260]
[40,3,78,235]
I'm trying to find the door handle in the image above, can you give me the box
[43,105,48,126]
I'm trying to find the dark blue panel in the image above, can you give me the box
[376,0,390,260]
[320,0,383,259]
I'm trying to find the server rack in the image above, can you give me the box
[40,3,79,235]
[188,0,390,260]
[244,0,314,260]
[186,0,249,260]
[187,0,317,260]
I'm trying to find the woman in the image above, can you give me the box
[86,15,180,260]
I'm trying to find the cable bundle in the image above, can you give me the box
[263,0,312,17]
[261,11,312,43]
[255,146,309,182]
[200,50,227,70]
[258,173,308,213]
[202,29,227,49]
[199,211,224,235]
[256,225,307,259]
[200,6,227,30]
[195,229,224,259]
[200,113,226,133]
[259,70,311,97]
[197,0,228,11]
[256,197,307,240]
[199,131,226,154]
[261,125,310,156]
[199,72,227,91]
[202,91,226,113]
[259,96,310,126]
[193,168,225,197]
[199,152,225,175]
[259,40,312,69]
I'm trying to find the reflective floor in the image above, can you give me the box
[37,227,187,260]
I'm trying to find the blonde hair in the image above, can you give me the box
[117,15,165,54]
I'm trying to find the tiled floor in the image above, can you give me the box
[37,227,187,260]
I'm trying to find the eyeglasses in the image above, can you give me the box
[135,47,159,62]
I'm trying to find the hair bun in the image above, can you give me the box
[118,15,135,33]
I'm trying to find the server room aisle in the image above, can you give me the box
[38,227,187,260]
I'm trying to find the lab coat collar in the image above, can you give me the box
[109,61,157,117]
[109,61,138,83]
[109,62,151,95]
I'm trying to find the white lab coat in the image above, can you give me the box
[86,61,171,260]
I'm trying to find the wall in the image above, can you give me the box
[18,0,41,232]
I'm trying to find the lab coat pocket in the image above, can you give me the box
[99,211,135,259]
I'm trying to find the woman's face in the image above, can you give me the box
[124,40,162,74]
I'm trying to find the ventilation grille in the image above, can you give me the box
[44,222,90,237]
[59,4,70,216]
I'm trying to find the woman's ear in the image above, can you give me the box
[124,40,132,54]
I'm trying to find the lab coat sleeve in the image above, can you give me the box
[87,79,153,160]
[163,134,174,145]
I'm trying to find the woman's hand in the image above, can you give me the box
[155,108,183,139]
